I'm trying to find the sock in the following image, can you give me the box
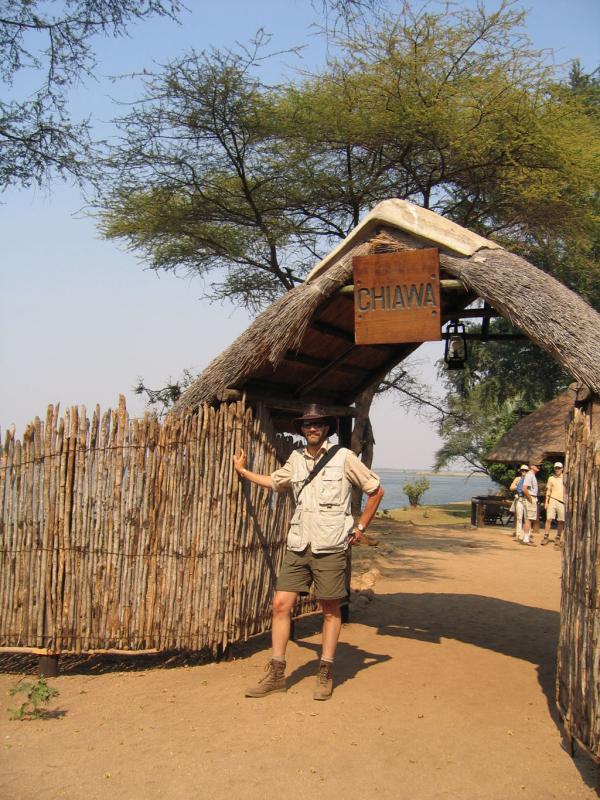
[320,656,334,664]
[271,655,285,663]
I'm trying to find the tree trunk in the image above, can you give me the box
[350,385,377,514]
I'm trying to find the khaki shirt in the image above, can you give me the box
[271,440,380,495]
[271,441,380,553]
[546,474,564,503]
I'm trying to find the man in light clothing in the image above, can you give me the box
[233,404,384,700]
[541,462,565,548]
[509,465,528,540]
[521,462,540,546]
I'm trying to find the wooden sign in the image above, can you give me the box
[353,249,441,345]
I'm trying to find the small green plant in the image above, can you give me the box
[403,478,431,507]
[8,676,59,720]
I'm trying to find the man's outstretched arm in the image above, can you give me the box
[233,448,274,489]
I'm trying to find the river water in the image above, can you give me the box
[374,468,500,509]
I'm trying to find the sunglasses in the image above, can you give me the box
[301,421,328,430]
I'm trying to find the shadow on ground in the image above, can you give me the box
[351,517,504,584]
[353,591,595,790]
[0,519,595,789]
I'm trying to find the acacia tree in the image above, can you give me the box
[425,63,600,476]
[0,0,183,189]
[97,2,599,464]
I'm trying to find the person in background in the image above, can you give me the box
[509,465,528,541]
[521,462,540,546]
[541,462,565,548]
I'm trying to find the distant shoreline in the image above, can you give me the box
[374,468,486,478]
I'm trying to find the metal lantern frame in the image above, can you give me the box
[444,320,468,369]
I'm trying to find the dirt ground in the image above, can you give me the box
[1,519,597,800]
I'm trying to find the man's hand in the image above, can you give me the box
[233,449,247,475]
[347,527,363,546]
[232,450,274,489]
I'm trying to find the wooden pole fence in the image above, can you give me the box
[0,398,315,658]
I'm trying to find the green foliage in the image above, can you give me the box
[8,676,59,721]
[98,3,600,313]
[537,460,556,487]
[98,33,307,312]
[434,317,572,475]
[488,463,519,490]
[96,2,599,457]
[402,478,430,507]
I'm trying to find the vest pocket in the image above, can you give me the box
[318,467,343,506]
[312,512,352,551]
[287,508,303,550]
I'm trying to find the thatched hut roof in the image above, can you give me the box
[171,199,600,431]
[485,391,574,465]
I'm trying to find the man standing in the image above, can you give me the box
[509,465,528,541]
[233,404,384,701]
[541,462,565,548]
[521,462,540,546]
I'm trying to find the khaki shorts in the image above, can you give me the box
[523,497,538,521]
[276,547,351,600]
[546,499,565,522]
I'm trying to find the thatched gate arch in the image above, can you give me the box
[172,199,600,765]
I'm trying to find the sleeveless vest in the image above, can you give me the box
[287,447,354,553]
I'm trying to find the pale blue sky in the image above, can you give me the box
[1,1,599,468]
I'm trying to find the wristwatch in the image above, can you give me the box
[356,523,366,533]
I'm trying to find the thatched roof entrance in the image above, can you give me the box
[171,199,600,431]
[485,390,574,465]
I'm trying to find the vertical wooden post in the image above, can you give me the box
[476,500,485,529]
[215,643,232,662]
[556,391,600,765]
[338,415,353,448]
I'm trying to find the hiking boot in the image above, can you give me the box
[314,660,334,701]
[541,536,550,546]
[245,659,286,698]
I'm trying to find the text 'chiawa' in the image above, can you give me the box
[357,283,437,312]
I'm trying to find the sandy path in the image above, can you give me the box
[1,521,596,800]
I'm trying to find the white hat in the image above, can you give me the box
[554,461,563,468]
[519,464,529,471]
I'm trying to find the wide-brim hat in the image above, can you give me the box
[293,404,338,435]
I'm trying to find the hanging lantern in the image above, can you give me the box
[444,320,467,369]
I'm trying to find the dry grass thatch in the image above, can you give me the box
[171,240,373,414]
[171,200,600,415]
[485,390,574,464]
